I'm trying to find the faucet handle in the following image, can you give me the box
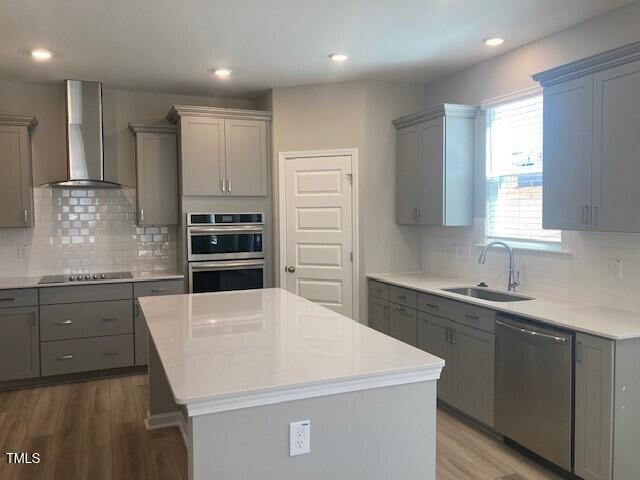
[512,271,521,291]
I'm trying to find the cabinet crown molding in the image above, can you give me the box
[0,114,38,130]
[167,105,272,123]
[128,123,177,135]
[392,103,478,129]
[533,40,640,87]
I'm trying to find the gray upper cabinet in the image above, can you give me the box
[542,77,593,231]
[129,123,179,226]
[0,306,39,382]
[575,333,614,480]
[534,41,640,233]
[393,104,478,226]
[168,106,271,197]
[0,114,37,228]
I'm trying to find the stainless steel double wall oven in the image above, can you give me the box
[187,213,265,293]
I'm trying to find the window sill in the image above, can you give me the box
[477,240,571,256]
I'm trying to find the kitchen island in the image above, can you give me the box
[139,288,444,480]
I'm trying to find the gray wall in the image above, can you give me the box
[271,80,425,322]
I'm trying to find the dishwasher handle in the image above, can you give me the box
[496,319,568,344]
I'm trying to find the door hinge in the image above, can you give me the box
[350,251,353,262]
[346,173,353,185]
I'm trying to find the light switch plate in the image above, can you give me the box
[289,420,310,456]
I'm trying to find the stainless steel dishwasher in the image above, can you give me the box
[495,314,574,471]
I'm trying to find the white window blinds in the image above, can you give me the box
[485,94,560,243]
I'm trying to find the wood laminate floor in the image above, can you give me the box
[0,374,561,480]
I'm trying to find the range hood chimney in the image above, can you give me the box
[50,80,120,188]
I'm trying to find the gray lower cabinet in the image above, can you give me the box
[575,333,614,480]
[368,296,390,335]
[389,303,418,346]
[0,306,39,381]
[418,312,456,405]
[41,335,134,376]
[134,279,185,366]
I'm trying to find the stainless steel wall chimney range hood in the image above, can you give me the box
[49,80,120,188]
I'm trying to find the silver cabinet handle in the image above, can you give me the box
[23,209,29,224]
[445,327,451,343]
[220,179,226,193]
[583,205,590,224]
[464,313,479,320]
[0,297,16,302]
[227,179,232,192]
[576,341,583,364]
[151,288,166,293]
[57,355,73,360]
[426,303,439,310]
[55,320,72,326]
[139,208,145,223]
[134,302,140,317]
[451,329,456,344]
[286,266,296,273]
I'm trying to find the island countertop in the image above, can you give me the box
[139,288,444,415]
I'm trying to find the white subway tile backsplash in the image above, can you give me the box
[0,188,176,277]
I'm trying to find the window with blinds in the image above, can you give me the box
[485,94,561,243]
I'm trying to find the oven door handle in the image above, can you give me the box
[190,260,265,271]
[188,226,264,234]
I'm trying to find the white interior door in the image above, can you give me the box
[282,153,354,318]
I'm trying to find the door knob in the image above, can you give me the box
[286,266,296,273]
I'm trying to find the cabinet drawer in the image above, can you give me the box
[389,286,418,309]
[448,302,496,334]
[0,288,38,308]
[41,334,134,376]
[389,303,418,346]
[368,281,389,301]
[40,300,133,341]
[40,283,132,305]
[134,279,184,298]
[418,292,448,315]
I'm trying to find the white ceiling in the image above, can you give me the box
[0,0,633,98]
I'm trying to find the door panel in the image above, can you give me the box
[396,125,420,224]
[284,155,353,317]
[542,76,593,231]
[0,126,31,227]
[593,60,640,232]
[180,116,225,196]
[0,307,39,381]
[418,313,455,405]
[419,118,444,225]
[453,323,495,427]
[389,304,417,346]
[225,119,267,196]
[368,297,389,335]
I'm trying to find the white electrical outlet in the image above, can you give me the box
[289,420,310,456]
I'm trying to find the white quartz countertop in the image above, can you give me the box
[0,271,185,290]
[140,288,444,414]
[368,272,640,340]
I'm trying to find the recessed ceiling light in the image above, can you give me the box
[213,68,232,77]
[329,53,349,62]
[484,37,504,47]
[31,48,53,60]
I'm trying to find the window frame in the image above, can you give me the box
[482,91,562,250]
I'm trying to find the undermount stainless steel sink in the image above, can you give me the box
[441,287,534,302]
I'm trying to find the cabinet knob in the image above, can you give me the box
[286,266,296,273]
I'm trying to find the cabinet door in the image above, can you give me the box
[224,119,268,196]
[575,333,613,480]
[419,118,445,225]
[396,125,420,224]
[136,132,178,225]
[542,76,593,231]
[0,125,32,227]
[418,313,456,405]
[0,307,39,381]
[593,59,640,233]
[389,304,417,346]
[452,323,495,427]
[368,296,390,335]
[134,300,148,366]
[180,116,226,196]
